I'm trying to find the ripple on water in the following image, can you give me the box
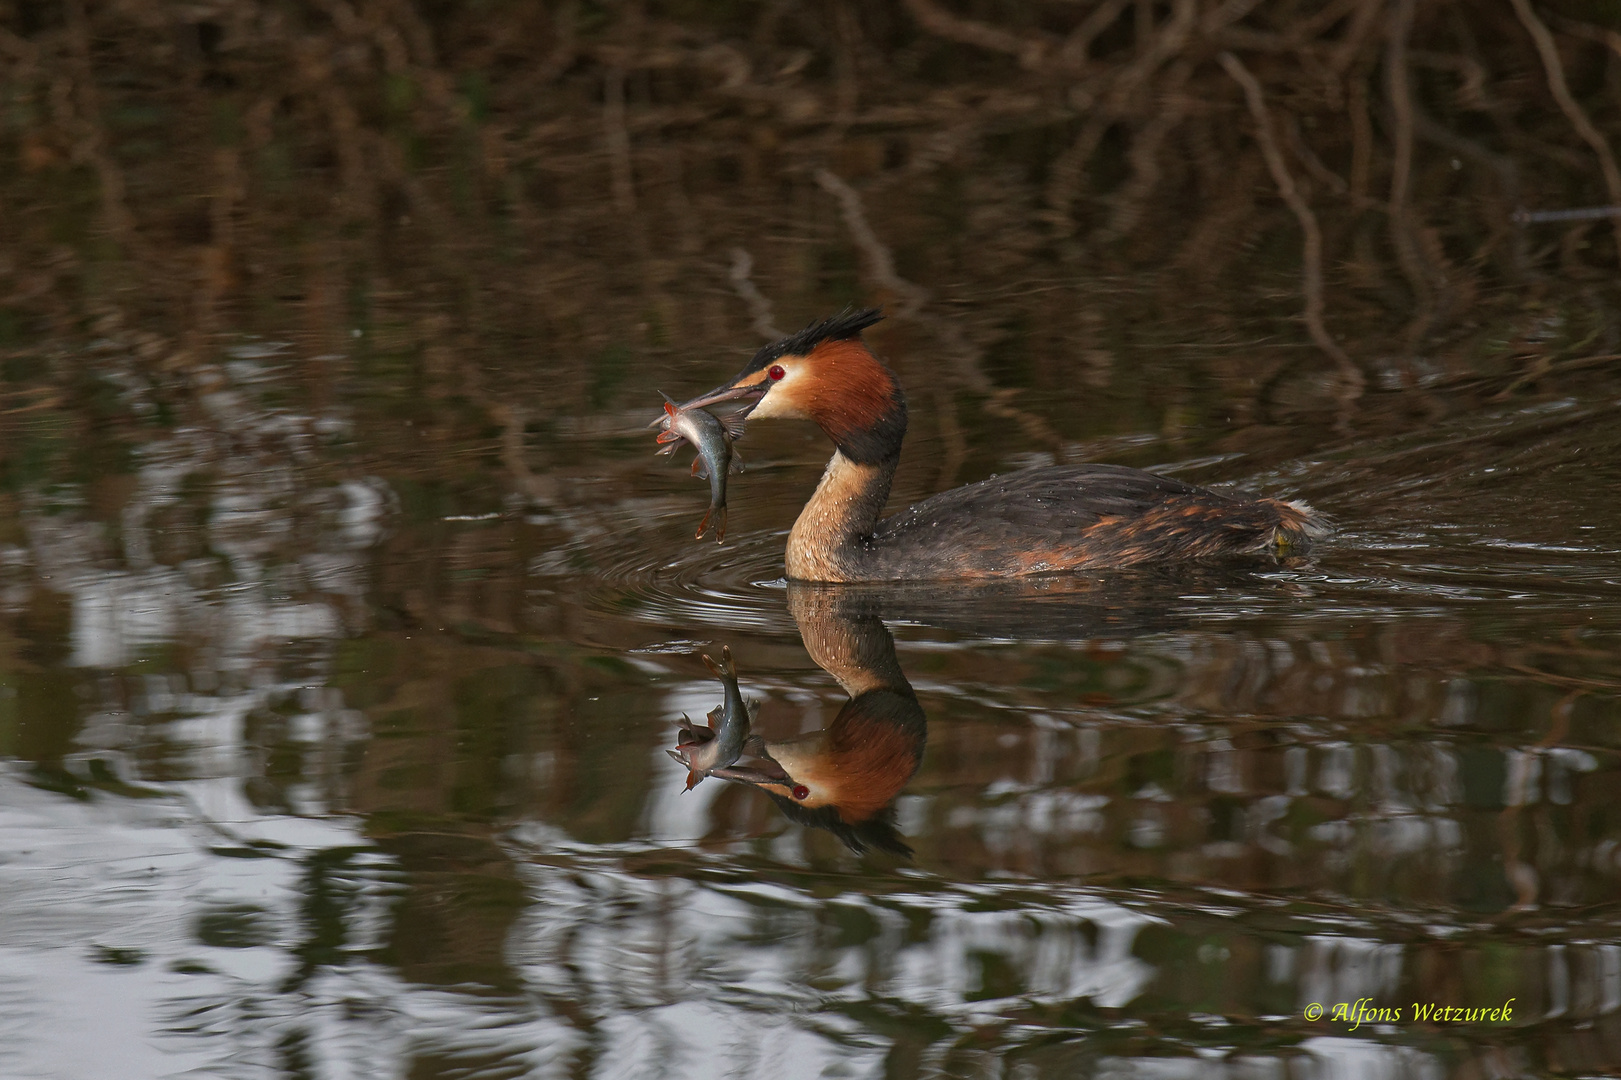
[541,503,798,636]
[549,518,1621,647]
[532,394,1621,646]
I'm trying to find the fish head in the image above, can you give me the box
[667,737,724,780]
[647,392,680,428]
[672,711,714,738]
[664,749,706,791]
[652,398,685,443]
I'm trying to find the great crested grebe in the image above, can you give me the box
[680,309,1326,582]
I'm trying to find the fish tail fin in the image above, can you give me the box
[695,507,713,540]
[713,506,727,544]
[702,646,735,680]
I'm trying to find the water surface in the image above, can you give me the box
[3,330,1619,1079]
[5,6,1621,1070]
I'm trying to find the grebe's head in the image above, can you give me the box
[708,687,923,856]
[682,308,907,463]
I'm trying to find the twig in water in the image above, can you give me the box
[814,168,927,317]
[604,66,636,216]
[1513,205,1621,224]
[1092,62,1192,244]
[65,0,135,247]
[899,0,1051,71]
[1384,0,1441,353]
[1219,52,1364,432]
[536,0,579,83]
[1327,0,1385,77]
[728,248,784,341]
[1347,69,1374,204]
[1056,0,1131,70]
[1550,12,1621,63]
[814,168,1064,457]
[1043,117,1110,241]
[1509,0,1621,260]
[1284,113,1348,196]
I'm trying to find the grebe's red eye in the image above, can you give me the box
[791,784,809,800]
[768,364,786,381]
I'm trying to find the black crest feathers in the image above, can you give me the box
[741,308,885,374]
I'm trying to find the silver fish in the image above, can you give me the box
[652,392,743,543]
[666,646,758,790]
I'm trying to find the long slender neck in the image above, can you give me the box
[777,340,908,581]
[785,450,899,582]
[785,581,914,698]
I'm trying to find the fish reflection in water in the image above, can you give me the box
[666,645,771,790]
[669,583,926,856]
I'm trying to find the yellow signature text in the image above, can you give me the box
[1302,997,1515,1030]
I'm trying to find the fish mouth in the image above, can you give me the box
[645,392,680,429]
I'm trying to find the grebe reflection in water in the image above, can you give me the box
[669,583,925,856]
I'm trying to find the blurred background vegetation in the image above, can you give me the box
[2,0,1619,440]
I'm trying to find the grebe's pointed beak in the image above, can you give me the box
[707,735,793,787]
[677,370,772,414]
[708,760,791,785]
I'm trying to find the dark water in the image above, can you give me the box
[3,317,1620,1079]
[7,2,1621,1075]
[5,3,1621,1066]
